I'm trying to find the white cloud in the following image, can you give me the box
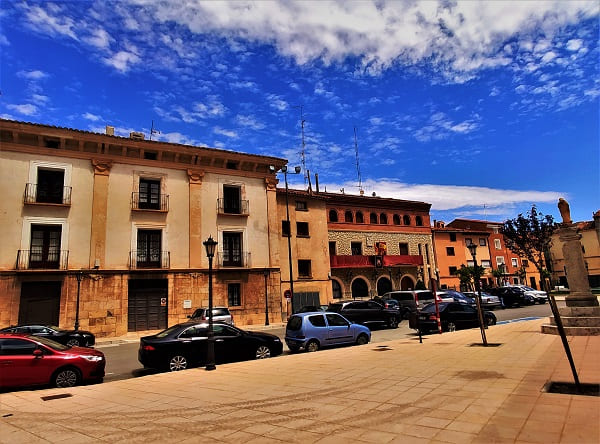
[23,4,78,40]
[102,50,141,73]
[566,39,583,51]
[17,70,48,80]
[236,114,265,130]
[83,112,102,121]
[31,94,49,104]
[213,127,238,138]
[7,103,38,116]
[83,27,113,49]
[267,93,288,111]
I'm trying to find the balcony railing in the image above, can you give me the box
[129,250,170,269]
[131,192,169,212]
[329,254,423,268]
[216,251,251,268]
[217,198,249,216]
[23,183,72,205]
[16,250,69,270]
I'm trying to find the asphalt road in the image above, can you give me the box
[99,302,559,382]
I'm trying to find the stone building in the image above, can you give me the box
[0,119,286,337]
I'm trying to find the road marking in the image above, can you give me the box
[497,316,542,325]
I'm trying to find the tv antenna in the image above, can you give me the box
[150,120,161,141]
[295,105,308,186]
[354,126,363,194]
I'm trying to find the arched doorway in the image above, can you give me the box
[351,278,369,299]
[377,277,392,295]
[332,279,342,299]
[400,276,415,290]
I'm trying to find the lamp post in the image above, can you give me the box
[74,270,83,330]
[282,165,301,314]
[203,235,218,371]
[263,268,270,326]
[467,243,488,346]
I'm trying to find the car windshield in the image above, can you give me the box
[421,302,449,313]
[286,316,303,331]
[155,325,183,338]
[521,286,535,291]
[33,335,70,350]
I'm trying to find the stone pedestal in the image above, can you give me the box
[541,306,600,336]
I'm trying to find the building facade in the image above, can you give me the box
[0,119,287,336]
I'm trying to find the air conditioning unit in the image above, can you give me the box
[130,131,145,140]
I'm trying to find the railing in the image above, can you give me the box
[131,192,169,211]
[329,254,423,268]
[16,250,69,270]
[23,183,72,205]
[217,198,249,216]
[129,250,170,269]
[216,251,251,268]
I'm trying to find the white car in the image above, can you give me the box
[463,291,503,309]
[508,285,547,304]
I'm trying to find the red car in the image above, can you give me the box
[0,333,105,389]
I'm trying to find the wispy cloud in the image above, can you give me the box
[102,49,141,73]
[236,114,265,130]
[7,103,38,116]
[17,70,48,80]
[83,112,102,121]
[213,127,238,138]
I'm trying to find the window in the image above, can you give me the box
[295,201,307,211]
[0,338,37,355]
[415,215,423,226]
[449,266,457,274]
[223,185,242,214]
[446,247,455,256]
[465,238,473,246]
[329,209,338,222]
[344,211,353,222]
[370,213,378,224]
[44,138,60,149]
[29,224,61,269]
[329,241,336,256]
[511,258,518,267]
[144,151,157,160]
[351,242,362,255]
[467,260,474,267]
[418,244,422,256]
[226,161,239,170]
[449,233,456,242]
[308,315,326,327]
[136,229,162,268]
[356,212,364,223]
[479,238,487,246]
[332,280,342,299]
[481,260,491,268]
[496,256,505,266]
[222,232,242,266]
[403,215,411,225]
[36,169,65,204]
[326,313,349,327]
[494,239,501,250]
[139,178,161,210]
[522,259,529,267]
[398,243,409,255]
[380,213,388,224]
[228,283,241,306]
[425,244,430,263]
[393,214,400,225]
[298,260,311,278]
[296,222,309,237]
[282,220,290,237]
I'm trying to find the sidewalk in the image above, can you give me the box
[1,319,598,443]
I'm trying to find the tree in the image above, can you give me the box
[501,205,555,291]
[453,265,486,291]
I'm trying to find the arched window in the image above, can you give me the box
[344,211,353,222]
[415,215,423,226]
[403,215,411,225]
[380,213,388,224]
[332,280,342,299]
[393,214,401,225]
[370,212,378,224]
[329,209,338,222]
[356,211,364,223]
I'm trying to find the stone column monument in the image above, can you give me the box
[542,198,600,335]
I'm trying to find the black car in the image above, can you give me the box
[295,305,328,314]
[409,302,497,333]
[0,325,95,347]
[326,300,400,328]
[139,322,283,371]
[488,287,535,307]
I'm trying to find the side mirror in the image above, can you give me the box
[33,348,43,358]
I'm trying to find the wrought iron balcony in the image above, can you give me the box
[23,183,71,205]
[217,198,249,216]
[16,250,69,270]
[129,250,170,269]
[329,254,423,268]
[216,251,251,268]
[131,192,169,212]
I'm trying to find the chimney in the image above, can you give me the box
[307,169,312,194]
[594,210,600,244]
[315,173,319,193]
[130,131,145,140]
[105,125,115,136]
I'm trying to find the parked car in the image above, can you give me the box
[0,325,95,347]
[296,304,329,313]
[509,285,548,304]
[437,290,475,306]
[188,307,234,325]
[0,333,105,389]
[488,287,535,307]
[326,300,400,328]
[138,322,282,371]
[462,291,503,309]
[409,302,497,333]
[285,312,371,352]
[383,290,453,319]
[370,298,400,310]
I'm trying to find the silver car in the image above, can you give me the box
[510,285,547,304]
[188,307,234,325]
[463,291,503,309]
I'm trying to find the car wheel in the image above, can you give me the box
[306,340,320,352]
[53,367,81,388]
[66,338,81,347]
[255,345,271,359]
[168,355,188,371]
[388,316,399,329]
[356,334,369,345]
[447,322,456,332]
[486,317,497,326]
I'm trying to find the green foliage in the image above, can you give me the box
[415,279,426,290]
[453,265,485,291]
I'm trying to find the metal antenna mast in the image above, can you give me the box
[354,126,363,194]
[299,105,307,186]
[150,120,161,141]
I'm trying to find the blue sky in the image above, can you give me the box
[1,1,598,224]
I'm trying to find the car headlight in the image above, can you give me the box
[81,355,104,362]
[273,338,281,342]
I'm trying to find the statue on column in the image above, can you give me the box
[558,198,573,225]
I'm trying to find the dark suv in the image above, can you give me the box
[326,300,400,328]
[488,287,534,307]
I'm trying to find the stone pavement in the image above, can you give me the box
[1,319,598,444]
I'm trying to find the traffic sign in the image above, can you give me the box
[284,289,292,299]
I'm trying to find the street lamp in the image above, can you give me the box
[203,235,218,371]
[74,270,83,330]
[467,243,488,346]
[282,165,301,314]
[263,268,270,326]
